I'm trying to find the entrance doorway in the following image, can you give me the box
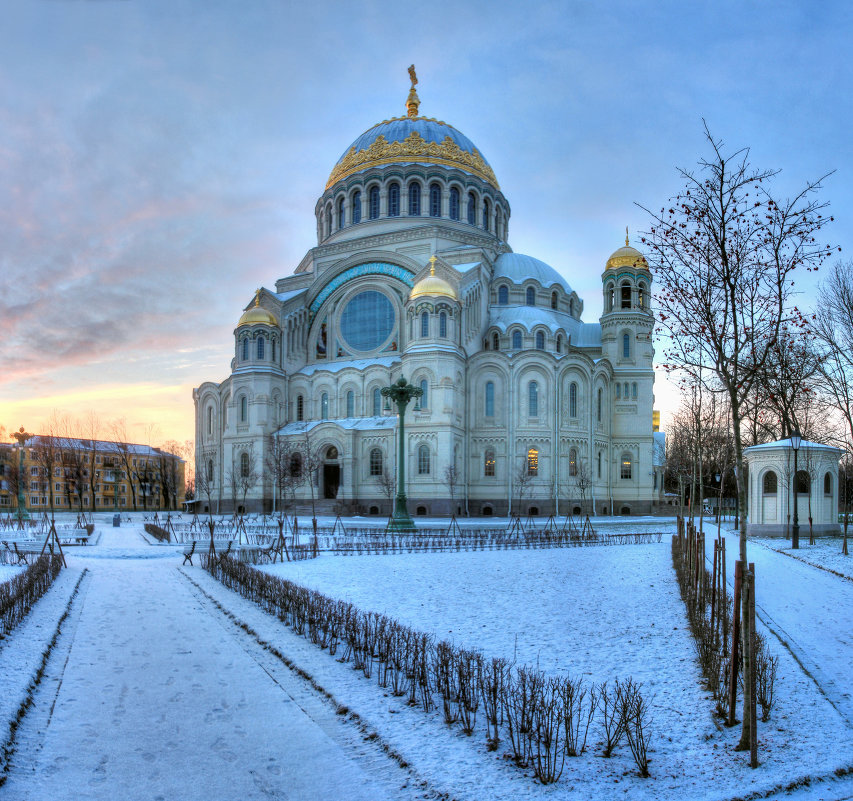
[323,446,340,499]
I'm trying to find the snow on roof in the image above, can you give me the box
[452,261,482,272]
[745,438,841,454]
[296,355,400,376]
[492,253,572,292]
[273,289,306,303]
[275,416,396,436]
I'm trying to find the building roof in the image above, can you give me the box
[492,253,572,293]
[295,355,400,377]
[488,306,602,347]
[275,416,397,436]
[744,438,841,455]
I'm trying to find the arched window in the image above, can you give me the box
[621,282,632,309]
[763,471,777,494]
[569,382,578,417]
[326,446,338,460]
[795,470,810,494]
[370,448,383,476]
[289,453,302,478]
[207,407,213,435]
[616,383,621,400]
[482,198,490,231]
[569,447,578,477]
[449,187,460,220]
[624,382,630,398]
[606,284,614,312]
[325,205,331,237]
[528,381,539,417]
[296,395,304,422]
[467,192,476,224]
[527,447,538,476]
[632,382,638,399]
[597,388,602,422]
[569,298,575,317]
[484,449,496,476]
[351,190,361,224]
[623,333,631,359]
[597,451,602,478]
[638,283,646,309]
[240,396,247,423]
[346,390,354,418]
[271,338,276,362]
[419,379,428,409]
[368,185,380,219]
[257,336,265,360]
[535,331,545,350]
[320,392,329,418]
[429,183,441,217]
[337,196,345,229]
[372,387,381,417]
[421,311,429,337]
[241,338,249,361]
[621,452,632,480]
[240,451,249,478]
[526,287,536,306]
[418,444,430,474]
[439,312,447,338]
[496,206,504,239]
[556,335,562,354]
[512,330,522,350]
[408,181,421,216]
[492,332,500,351]
[551,291,558,310]
[498,285,509,305]
[485,381,495,416]
[388,183,400,217]
[825,472,832,495]
[317,322,327,358]
[207,459,214,482]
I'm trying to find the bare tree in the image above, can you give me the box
[373,466,396,515]
[81,411,102,512]
[31,414,63,515]
[443,464,460,515]
[513,460,535,518]
[108,419,139,511]
[195,447,219,517]
[234,445,259,515]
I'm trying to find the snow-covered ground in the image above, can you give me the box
[0,517,851,800]
[754,536,853,581]
[0,565,23,582]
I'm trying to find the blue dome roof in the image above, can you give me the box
[327,116,499,190]
[492,253,572,293]
[338,118,489,166]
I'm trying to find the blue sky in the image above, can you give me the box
[1,0,850,442]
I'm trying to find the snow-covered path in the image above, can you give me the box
[1,525,424,801]
[710,528,853,729]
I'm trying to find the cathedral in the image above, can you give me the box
[193,70,659,517]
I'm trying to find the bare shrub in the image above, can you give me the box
[597,680,626,757]
[618,678,652,778]
[755,631,779,722]
[504,667,542,767]
[532,677,565,784]
[457,649,481,735]
[479,657,509,751]
[559,676,596,757]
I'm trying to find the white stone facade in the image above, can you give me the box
[744,439,841,536]
[193,87,659,517]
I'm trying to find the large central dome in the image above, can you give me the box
[326,71,499,191]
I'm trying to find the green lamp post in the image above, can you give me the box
[381,377,422,533]
[12,427,32,522]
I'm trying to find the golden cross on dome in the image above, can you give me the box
[625,227,630,247]
[406,64,420,119]
[253,288,261,307]
[428,255,437,275]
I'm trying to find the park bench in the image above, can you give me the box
[182,541,196,566]
[2,541,29,565]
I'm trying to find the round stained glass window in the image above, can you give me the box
[340,290,395,352]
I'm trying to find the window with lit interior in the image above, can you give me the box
[339,290,395,352]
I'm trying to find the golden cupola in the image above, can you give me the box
[410,257,458,301]
[606,229,649,271]
[237,289,278,327]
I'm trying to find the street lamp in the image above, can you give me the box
[381,377,422,533]
[11,427,32,523]
[791,427,802,550]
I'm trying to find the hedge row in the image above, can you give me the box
[144,523,170,543]
[0,556,63,638]
[203,555,652,782]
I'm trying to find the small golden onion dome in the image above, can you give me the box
[605,229,649,271]
[410,256,458,301]
[237,289,278,327]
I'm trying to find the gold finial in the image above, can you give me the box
[625,227,630,247]
[406,64,420,119]
[428,254,437,275]
[253,288,261,307]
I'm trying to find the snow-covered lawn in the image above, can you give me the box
[0,565,24,583]
[754,536,853,580]
[259,537,853,799]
